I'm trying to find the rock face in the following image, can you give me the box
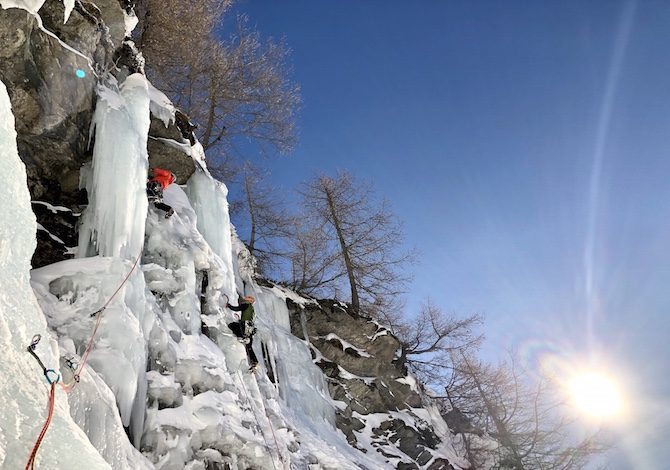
[0,1,117,267]
[1,1,109,196]
[0,1,197,267]
[288,299,456,470]
[147,115,197,183]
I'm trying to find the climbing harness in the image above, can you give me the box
[61,251,142,390]
[25,335,60,470]
[236,369,281,470]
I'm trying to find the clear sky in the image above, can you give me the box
[226,1,670,467]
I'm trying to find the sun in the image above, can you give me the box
[568,370,624,420]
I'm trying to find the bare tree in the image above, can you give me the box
[286,217,345,295]
[134,3,300,165]
[298,171,414,313]
[393,303,482,383]
[445,353,608,470]
[235,163,294,275]
[134,0,230,68]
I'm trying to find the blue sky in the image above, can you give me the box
[225,1,670,467]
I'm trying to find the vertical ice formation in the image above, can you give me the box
[252,285,336,427]
[78,74,151,260]
[66,363,153,469]
[185,164,236,299]
[0,80,111,469]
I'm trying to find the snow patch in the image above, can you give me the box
[123,8,139,37]
[147,80,175,127]
[316,332,373,358]
[36,223,66,245]
[32,200,74,214]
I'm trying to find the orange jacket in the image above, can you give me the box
[149,168,175,190]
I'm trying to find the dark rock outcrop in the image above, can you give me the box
[287,298,455,469]
[147,114,196,184]
[0,1,196,267]
[0,1,123,267]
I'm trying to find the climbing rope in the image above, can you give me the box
[60,251,142,391]
[25,381,56,470]
[25,335,60,470]
[257,386,283,465]
[23,252,142,466]
[236,369,280,470]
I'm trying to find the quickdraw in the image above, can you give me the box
[27,334,60,385]
[25,334,59,470]
[62,251,142,391]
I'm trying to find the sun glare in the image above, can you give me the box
[568,371,624,420]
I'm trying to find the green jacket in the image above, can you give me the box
[229,302,255,322]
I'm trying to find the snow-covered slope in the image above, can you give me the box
[0,2,467,469]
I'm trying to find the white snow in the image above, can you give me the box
[147,81,175,128]
[0,0,45,14]
[366,327,390,341]
[316,332,373,358]
[62,0,74,22]
[123,9,139,37]
[36,223,66,245]
[395,374,418,390]
[32,200,75,214]
[338,366,376,385]
[267,283,319,309]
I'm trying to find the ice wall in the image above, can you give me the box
[78,74,151,260]
[0,80,111,469]
[252,285,336,428]
[185,161,236,299]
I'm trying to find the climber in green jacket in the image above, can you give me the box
[226,296,258,370]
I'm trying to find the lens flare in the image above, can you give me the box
[75,69,86,78]
[568,371,624,420]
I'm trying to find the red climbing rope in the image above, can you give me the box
[22,252,142,468]
[61,251,142,392]
[25,381,56,470]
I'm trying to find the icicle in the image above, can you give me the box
[78,74,150,260]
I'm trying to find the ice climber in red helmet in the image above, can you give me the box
[147,168,176,218]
